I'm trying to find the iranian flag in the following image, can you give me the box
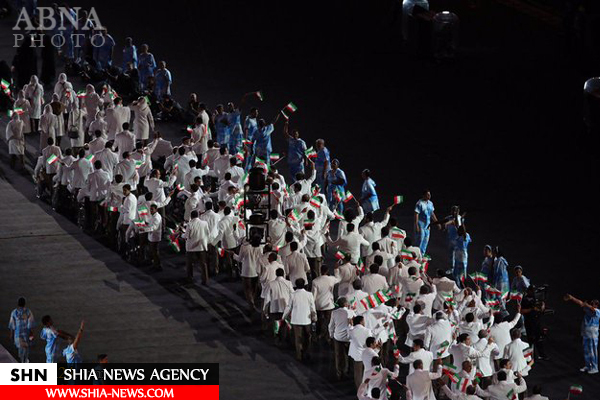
[133,219,146,227]
[46,154,59,165]
[393,346,400,358]
[437,340,450,357]
[236,150,245,161]
[366,295,377,308]
[470,271,488,282]
[333,210,344,220]
[255,91,264,101]
[176,183,184,191]
[569,385,583,395]
[284,102,298,114]
[356,257,365,273]
[506,389,517,400]
[77,90,86,98]
[443,362,458,377]
[400,250,414,261]
[138,206,149,216]
[10,107,24,116]
[304,146,317,159]
[385,387,392,398]
[445,372,459,383]
[335,250,349,260]
[85,154,94,162]
[234,196,245,209]
[217,247,226,257]
[288,209,301,221]
[187,125,194,134]
[393,195,404,205]
[168,239,181,253]
[456,378,470,393]
[309,196,322,208]
[522,347,533,359]
[135,160,143,169]
[510,291,523,302]
[343,190,354,203]
[485,285,502,297]
[332,187,344,202]
[375,290,390,304]
[108,206,118,212]
[243,139,253,146]
[0,79,9,90]
[391,227,406,239]
[270,153,280,162]
[405,292,416,303]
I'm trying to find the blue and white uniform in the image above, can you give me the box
[8,307,34,362]
[254,124,274,162]
[315,147,331,188]
[214,113,230,148]
[414,199,435,253]
[154,68,172,100]
[453,233,471,288]
[326,168,347,212]
[492,256,510,299]
[227,110,243,154]
[288,137,307,179]
[361,177,379,214]
[122,45,138,69]
[582,308,600,373]
[138,52,156,90]
[63,344,82,365]
[40,327,59,363]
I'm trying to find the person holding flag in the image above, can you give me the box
[360,169,379,214]
[254,113,281,165]
[326,159,347,212]
[564,293,600,374]
[284,120,307,179]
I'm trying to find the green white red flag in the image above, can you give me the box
[393,195,404,205]
[335,249,349,260]
[283,102,298,114]
[304,146,317,159]
[569,385,583,395]
[343,190,354,203]
[46,154,59,165]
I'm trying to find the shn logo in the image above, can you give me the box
[11,368,47,382]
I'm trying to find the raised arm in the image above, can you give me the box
[72,320,85,350]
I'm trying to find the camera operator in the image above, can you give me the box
[520,285,549,361]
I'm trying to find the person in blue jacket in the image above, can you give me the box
[284,121,307,179]
[360,169,379,214]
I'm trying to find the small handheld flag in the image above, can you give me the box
[304,146,317,159]
[335,250,349,260]
[283,102,298,114]
[569,385,583,395]
[393,195,404,205]
[46,154,59,165]
[343,190,354,203]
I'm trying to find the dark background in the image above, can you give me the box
[13,0,600,397]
